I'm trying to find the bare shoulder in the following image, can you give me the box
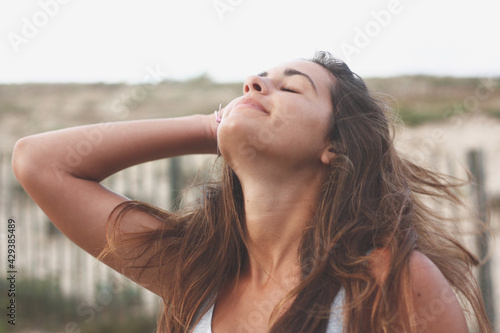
[367,249,468,332]
[407,251,468,332]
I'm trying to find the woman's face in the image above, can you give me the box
[218,60,335,171]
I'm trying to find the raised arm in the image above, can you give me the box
[12,114,218,295]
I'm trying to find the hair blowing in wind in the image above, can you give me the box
[97,51,491,332]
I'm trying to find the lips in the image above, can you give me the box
[234,96,269,114]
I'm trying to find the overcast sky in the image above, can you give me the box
[1,0,499,84]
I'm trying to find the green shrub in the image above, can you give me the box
[0,277,157,333]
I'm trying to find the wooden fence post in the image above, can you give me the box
[467,149,495,328]
[169,157,182,211]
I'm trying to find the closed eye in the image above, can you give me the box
[281,86,298,93]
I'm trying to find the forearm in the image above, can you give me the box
[13,114,217,183]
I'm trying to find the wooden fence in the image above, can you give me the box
[0,152,215,320]
[1,136,499,331]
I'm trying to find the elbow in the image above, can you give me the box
[12,137,32,184]
[12,136,44,186]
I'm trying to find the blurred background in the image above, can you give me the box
[1,0,499,332]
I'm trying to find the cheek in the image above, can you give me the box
[290,109,331,146]
[288,126,327,159]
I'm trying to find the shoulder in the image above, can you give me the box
[407,251,468,332]
[368,249,468,332]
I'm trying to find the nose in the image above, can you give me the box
[243,75,267,94]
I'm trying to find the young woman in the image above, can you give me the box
[12,51,491,332]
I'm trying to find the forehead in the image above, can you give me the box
[263,60,335,94]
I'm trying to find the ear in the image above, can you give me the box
[320,146,335,165]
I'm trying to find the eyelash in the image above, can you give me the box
[281,87,298,93]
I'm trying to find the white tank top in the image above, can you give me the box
[192,287,345,333]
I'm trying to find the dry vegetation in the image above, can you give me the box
[1,75,499,151]
[1,76,499,332]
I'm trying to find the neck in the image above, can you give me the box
[237,162,325,288]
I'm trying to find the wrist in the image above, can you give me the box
[198,114,218,154]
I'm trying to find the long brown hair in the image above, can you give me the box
[101,51,492,332]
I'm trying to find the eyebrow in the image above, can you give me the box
[258,68,318,94]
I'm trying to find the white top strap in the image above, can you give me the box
[192,287,345,333]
